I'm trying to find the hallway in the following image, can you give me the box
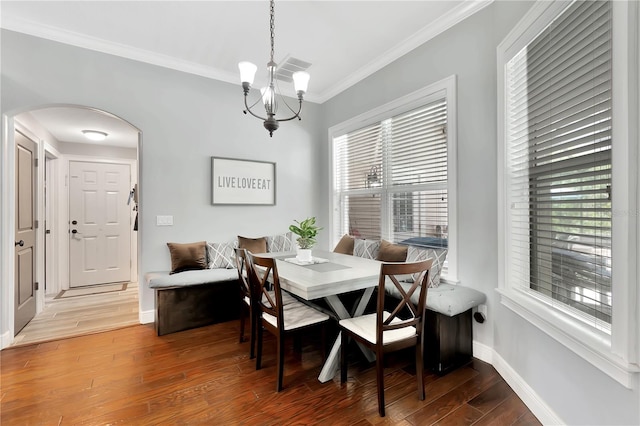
[11,283,139,347]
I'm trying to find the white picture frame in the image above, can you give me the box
[211,157,276,205]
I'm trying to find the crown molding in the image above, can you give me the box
[1,1,492,105]
[315,0,493,103]
[0,16,240,85]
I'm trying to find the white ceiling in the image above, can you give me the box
[1,1,491,147]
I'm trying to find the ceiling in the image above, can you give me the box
[1,1,491,147]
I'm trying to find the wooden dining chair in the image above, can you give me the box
[247,253,330,392]
[339,259,434,417]
[234,247,256,358]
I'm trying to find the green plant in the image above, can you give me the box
[289,217,322,249]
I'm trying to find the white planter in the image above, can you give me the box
[296,248,313,262]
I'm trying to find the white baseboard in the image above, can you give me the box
[0,330,13,350]
[477,340,565,425]
[139,309,154,324]
[473,340,493,365]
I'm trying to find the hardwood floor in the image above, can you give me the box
[11,283,139,347]
[1,319,542,425]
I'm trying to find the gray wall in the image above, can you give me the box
[1,29,325,317]
[57,141,137,160]
[322,2,639,425]
[2,2,639,424]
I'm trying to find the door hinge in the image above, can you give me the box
[34,158,39,167]
[35,282,39,291]
[35,220,39,229]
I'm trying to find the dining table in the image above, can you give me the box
[261,249,382,383]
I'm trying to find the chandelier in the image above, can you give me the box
[238,0,310,137]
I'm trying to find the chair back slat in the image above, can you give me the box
[234,248,252,301]
[376,259,433,343]
[247,254,285,331]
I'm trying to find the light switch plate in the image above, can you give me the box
[156,215,173,226]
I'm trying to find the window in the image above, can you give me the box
[508,0,613,328]
[498,0,639,386]
[330,76,457,281]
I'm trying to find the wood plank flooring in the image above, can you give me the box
[1,319,542,425]
[11,284,139,347]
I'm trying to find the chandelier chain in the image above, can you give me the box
[269,0,275,63]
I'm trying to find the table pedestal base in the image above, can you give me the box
[318,287,375,383]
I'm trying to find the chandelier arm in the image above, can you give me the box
[274,100,303,122]
[245,92,264,111]
[275,78,302,118]
[243,94,268,121]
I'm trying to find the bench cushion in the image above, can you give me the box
[387,283,486,317]
[146,269,238,289]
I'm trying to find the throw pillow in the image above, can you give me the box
[266,232,294,252]
[333,234,355,255]
[405,245,448,288]
[376,239,408,262]
[353,239,380,260]
[238,235,267,254]
[167,241,208,274]
[207,240,236,269]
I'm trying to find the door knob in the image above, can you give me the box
[15,240,24,247]
[71,229,78,234]
[72,220,78,225]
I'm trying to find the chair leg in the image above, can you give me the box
[416,343,425,401]
[276,334,285,392]
[256,320,263,370]
[239,304,246,344]
[249,309,256,359]
[376,348,385,417]
[340,331,348,384]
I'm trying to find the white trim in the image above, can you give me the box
[0,16,240,94]
[497,0,640,387]
[319,1,491,103]
[473,340,564,424]
[0,116,15,349]
[139,309,154,325]
[328,75,459,283]
[44,143,62,296]
[0,2,491,104]
[472,339,494,365]
[610,0,640,369]
[498,288,638,388]
[491,349,565,426]
[0,331,12,350]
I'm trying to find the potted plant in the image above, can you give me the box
[289,217,322,262]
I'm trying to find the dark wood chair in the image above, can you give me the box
[247,253,330,392]
[339,259,434,417]
[234,247,256,358]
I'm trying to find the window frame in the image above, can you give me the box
[328,75,458,283]
[497,0,639,387]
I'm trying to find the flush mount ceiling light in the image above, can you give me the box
[238,0,310,137]
[81,130,108,141]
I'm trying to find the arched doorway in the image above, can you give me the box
[1,104,142,347]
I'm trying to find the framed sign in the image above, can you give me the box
[211,157,276,205]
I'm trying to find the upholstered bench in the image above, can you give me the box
[145,269,240,336]
[423,283,486,374]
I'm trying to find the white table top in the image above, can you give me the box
[261,250,382,300]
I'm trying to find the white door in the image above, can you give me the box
[69,161,131,287]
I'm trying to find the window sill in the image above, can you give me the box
[497,287,639,388]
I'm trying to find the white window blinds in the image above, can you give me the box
[506,0,612,326]
[333,98,448,247]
